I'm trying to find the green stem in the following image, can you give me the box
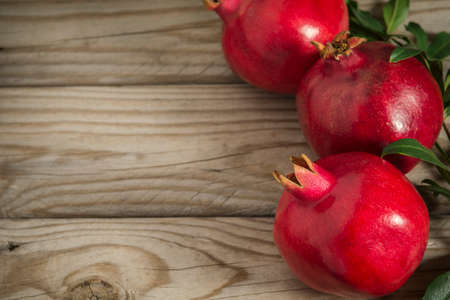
[435,141,450,184]
[389,34,411,46]
[435,142,450,165]
[444,122,450,142]
[390,38,404,47]
[437,166,450,184]
[421,53,432,72]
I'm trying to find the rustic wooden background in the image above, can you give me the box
[0,0,449,299]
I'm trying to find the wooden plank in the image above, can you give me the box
[0,85,305,217]
[0,0,448,86]
[0,85,448,218]
[0,217,449,300]
[0,0,237,86]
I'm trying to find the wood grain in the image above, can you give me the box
[0,85,306,217]
[0,0,448,86]
[0,217,448,300]
[0,85,448,218]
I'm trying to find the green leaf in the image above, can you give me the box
[390,47,422,63]
[426,32,450,61]
[414,52,432,72]
[349,4,386,35]
[445,90,450,116]
[421,179,450,199]
[383,0,410,34]
[435,142,450,165]
[423,271,450,300]
[405,22,429,50]
[426,59,445,95]
[349,22,384,42]
[445,69,450,91]
[381,138,450,172]
[345,0,358,9]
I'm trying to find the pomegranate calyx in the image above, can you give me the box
[273,171,303,188]
[291,154,316,174]
[203,0,221,10]
[311,31,366,61]
[273,171,307,201]
[273,155,336,203]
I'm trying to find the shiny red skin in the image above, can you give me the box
[297,42,443,173]
[214,0,348,94]
[273,152,429,298]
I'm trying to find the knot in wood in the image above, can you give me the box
[66,279,119,300]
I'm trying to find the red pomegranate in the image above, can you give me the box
[204,0,349,94]
[296,34,443,173]
[273,152,429,298]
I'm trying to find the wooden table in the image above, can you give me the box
[0,1,449,299]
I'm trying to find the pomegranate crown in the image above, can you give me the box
[311,31,367,61]
[203,0,221,10]
[273,154,336,203]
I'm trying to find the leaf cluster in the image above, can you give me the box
[347,0,450,199]
[381,139,450,199]
[346,0,450,115]
[346,1,450,297]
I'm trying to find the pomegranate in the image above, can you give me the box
[204,0,349,94]
[296,34,443,173]
[273,152,429,298]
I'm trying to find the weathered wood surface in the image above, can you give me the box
[0,1,448,298]
[0,85,447,218]
[0,217,449,300]
[0,0,448,87]
[0,85,303,217]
